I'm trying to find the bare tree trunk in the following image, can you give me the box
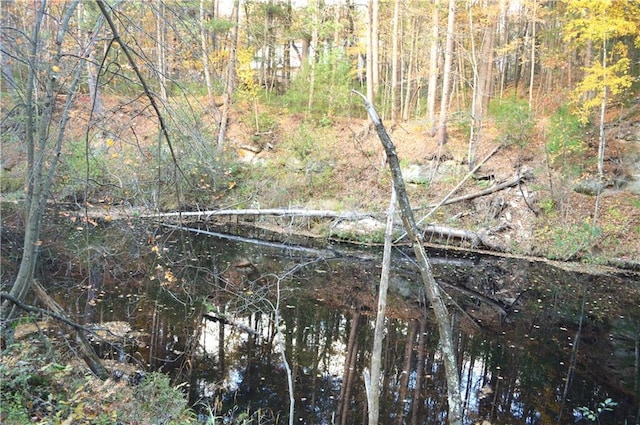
[0,1,18,97]
[366,0,374,103]
[354,90,463,425]
[200,0,215,109]
[402,17,417,122]
[307,0,320,114]
[372,0,379,97]
[217,0,240,149]
[1,0,82,338]
[528,0,536,107]
[366,187,396,425]
[156,2,167,102]
[426,0,440,136]
[390,0,401,123]
[436,0,456,147]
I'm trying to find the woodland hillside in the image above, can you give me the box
[2,0,639,263]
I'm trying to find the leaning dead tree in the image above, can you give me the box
[353,90,463,425]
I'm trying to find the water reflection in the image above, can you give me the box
[53,225,639,424]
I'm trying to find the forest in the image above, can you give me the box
[1,0,639,424]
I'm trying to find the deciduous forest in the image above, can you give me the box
[1,0,639,424]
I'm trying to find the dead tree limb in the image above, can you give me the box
[30,281,109,379]
[435,169,533,207]
[1,282,109,380]
[353,89,463,425]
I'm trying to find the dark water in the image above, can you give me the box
[51,224,639,424]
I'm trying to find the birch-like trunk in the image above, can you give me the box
[426,0,440,136]
[436,0,456,147]
[355,90,463,425]
[366,187,396,425]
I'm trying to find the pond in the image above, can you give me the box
[49,222,639,424]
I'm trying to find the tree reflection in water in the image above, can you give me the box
[53,229,640,424]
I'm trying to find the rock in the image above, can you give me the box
[573,178,606,196]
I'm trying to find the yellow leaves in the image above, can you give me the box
[51,65,60,73]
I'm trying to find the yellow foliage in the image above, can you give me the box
[236,47,258,97]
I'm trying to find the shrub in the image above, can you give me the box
[488,96,534,147]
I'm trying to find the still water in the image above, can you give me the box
[57,223,639,424]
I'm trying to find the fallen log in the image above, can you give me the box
[434,169,533,207]
[143,208,374,221]
[421,224,506,252]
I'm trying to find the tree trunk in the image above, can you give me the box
[372,0,379,97]
[355,90,463,425]
[1,0,81,339]
[156,2,167,102]
[436,0,456,147]
[426,0,440,136]
[366,0,374,103]
[366,187,396,425]
[307,0,320,114]
[402,17,417,122]
[217,0,240,149]
[200,0,216,109]
[390,0,400,123]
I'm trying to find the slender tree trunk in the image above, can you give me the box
[200,0,215,109]
[307,0,320,114]
[390,0,401,123]
[366,0,374,102]
[402,17,417,121]
[366,187,396,425]
[427,0,440,136]
[156,2,167,102]
[217,0,240,149]
[0,1,18,97]
[528,0,536,107]
[597,39,607,181]
[436,0,456,147]
[372,0,379,97]
[2,0,83,342]
[355,91,463,425]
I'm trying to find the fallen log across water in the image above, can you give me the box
[143,208,375,220]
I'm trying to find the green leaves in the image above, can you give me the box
[576,398,618,422]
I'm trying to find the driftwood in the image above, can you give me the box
[202,311,259,336]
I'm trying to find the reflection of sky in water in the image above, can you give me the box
[198,311,349,392]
